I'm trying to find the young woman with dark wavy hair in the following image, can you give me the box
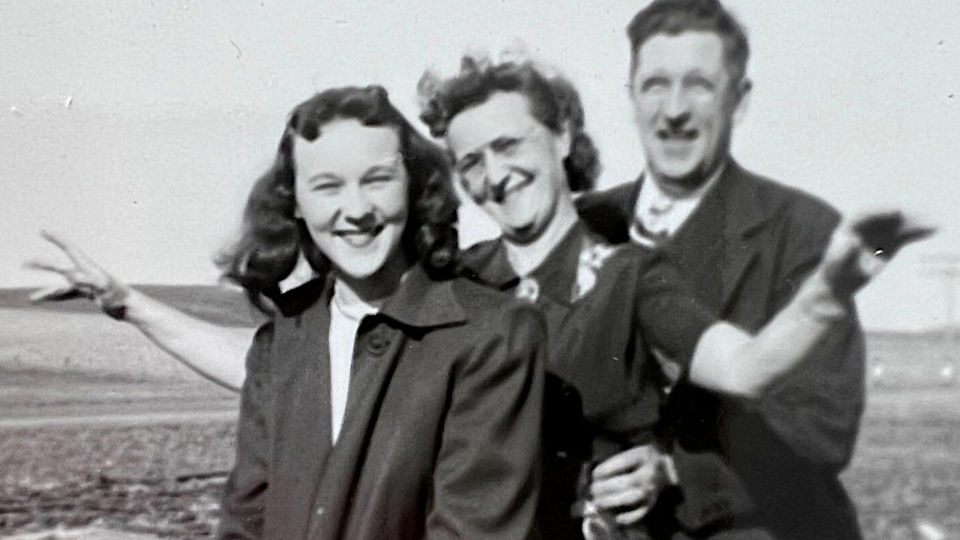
[32,85,546,540]
[218,86,460,310]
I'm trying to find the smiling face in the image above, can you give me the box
[631,30,750,192]
[445,92,571,244]
[293,119,410,284]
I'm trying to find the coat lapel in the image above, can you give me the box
[460,238,520,291]
[713,161,773,312]
[308,268,468,538]
[273,288,334,454]
[264,285,335,538]
[665,161,771,315]
[310,322,408,539]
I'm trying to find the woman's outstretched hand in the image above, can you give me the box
[26,231,130,317]
[821,209,935,299]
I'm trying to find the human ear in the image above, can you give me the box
[555,121,574,160]
[733,78,753,125]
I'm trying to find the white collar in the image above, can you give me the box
[331,279,382,321]
[633,163,726,240]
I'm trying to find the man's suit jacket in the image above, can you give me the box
[577,160,865,540]
[217,266,546,540]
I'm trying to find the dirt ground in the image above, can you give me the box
[0,419,235,538]
[1,383,956,539]
[1,307,957,538]
[842,386,960,539]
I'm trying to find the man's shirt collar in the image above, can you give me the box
[632,161,727,244]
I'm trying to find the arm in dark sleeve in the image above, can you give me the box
[425,305,546,540]
[217,322,275,540]
[632,249,717,370]
[758,209,865,469]
[624,250,751,531]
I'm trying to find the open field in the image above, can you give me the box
[1,383,955,539]
[1,299,242,538]
[0,420,235,538]
[1,290,958,538]
[843,387,960,539]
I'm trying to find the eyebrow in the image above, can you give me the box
[459,129,531,161]
[304,172,343,185]
[303,154,403,184]
[367,153,403,170]
[363,163,401,176]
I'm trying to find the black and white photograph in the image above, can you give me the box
[1,1,957,538]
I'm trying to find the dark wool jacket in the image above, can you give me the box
[577,160,866,540]
[217,266,546,540]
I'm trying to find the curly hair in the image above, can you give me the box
[418,57,600,193]
[218,85,460,311]
[626,0,750,85]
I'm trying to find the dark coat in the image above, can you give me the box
[217,266,547,540]
[462,222,716,539]
[577,160,866,540]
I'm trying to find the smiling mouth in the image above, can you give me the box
[656,128,699,142]
[489,172,535,204]
[332,224,385,247]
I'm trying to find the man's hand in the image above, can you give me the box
[589,443,677,526]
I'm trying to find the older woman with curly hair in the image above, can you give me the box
[33,85,546,540]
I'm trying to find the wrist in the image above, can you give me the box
[95,280,131,320]
[797,268,850,323]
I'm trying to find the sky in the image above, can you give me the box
[2,0,959,331]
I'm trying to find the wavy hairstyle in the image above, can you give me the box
[219,86,459,311]
[418,56,600,193]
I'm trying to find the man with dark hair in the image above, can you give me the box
[578,0,866,538]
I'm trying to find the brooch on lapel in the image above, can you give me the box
[572,242,617,302]
[515,277,541,303]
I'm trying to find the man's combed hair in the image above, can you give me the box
[627,0,750,83]
[218,85,460,312]
[419,56,600,193]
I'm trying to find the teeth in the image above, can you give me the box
[330,224,385,248]
[339,234,376,248]
[658,130,697,140]
[334,224,384,237]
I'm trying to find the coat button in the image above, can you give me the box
[316,506,325,517]
[366,331,389,355]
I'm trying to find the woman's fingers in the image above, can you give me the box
[24,258,99,287]
[40,230,100,270]
[591,445,652,480]
[23,259,76,278]
[31,231,114,287]
[27,231,126,307]
[29,285,88,303]
[614,504,653,526]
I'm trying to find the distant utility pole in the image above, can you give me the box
[922,254,960,332]
[923,255,960,384]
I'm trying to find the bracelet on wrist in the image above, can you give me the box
[97,283,130,320]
